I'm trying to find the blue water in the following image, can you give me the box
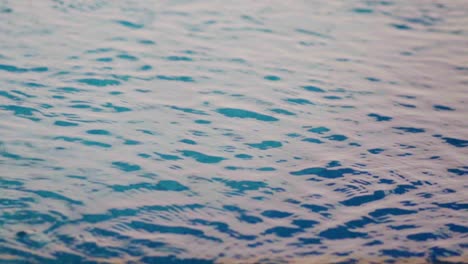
[1,1,467,263]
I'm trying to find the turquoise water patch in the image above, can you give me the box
[54,121,79,127]
[157,75,194,82]
[180,139,197,145]
[302,138,323,144]
[264,75,281,81]
[291,167,360,179]
[303,85,325,93]
[270,108,295,115]
[179,150,225,164]
[115,20,143,29]
[117,54,138,61]
[77,78,121,87]
[165,56,193,62]
[285,98,314,105]
[216,108,278,122]
[86,129,111,135]
[195,119,211,124]
[112,161,141,172]
[235,154,253,160]
[112,180,188,192]
[246,141,282,150]
[307,126,330,134]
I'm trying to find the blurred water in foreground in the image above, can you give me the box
[0,0,467,263]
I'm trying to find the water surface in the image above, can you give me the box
[0,0,467,263]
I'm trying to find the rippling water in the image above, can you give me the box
[1,0,467,263]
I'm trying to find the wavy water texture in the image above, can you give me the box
[0,0,467,263]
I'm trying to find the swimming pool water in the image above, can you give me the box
[0,0,467,263]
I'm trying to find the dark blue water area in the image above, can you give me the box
[0,0,467,263]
